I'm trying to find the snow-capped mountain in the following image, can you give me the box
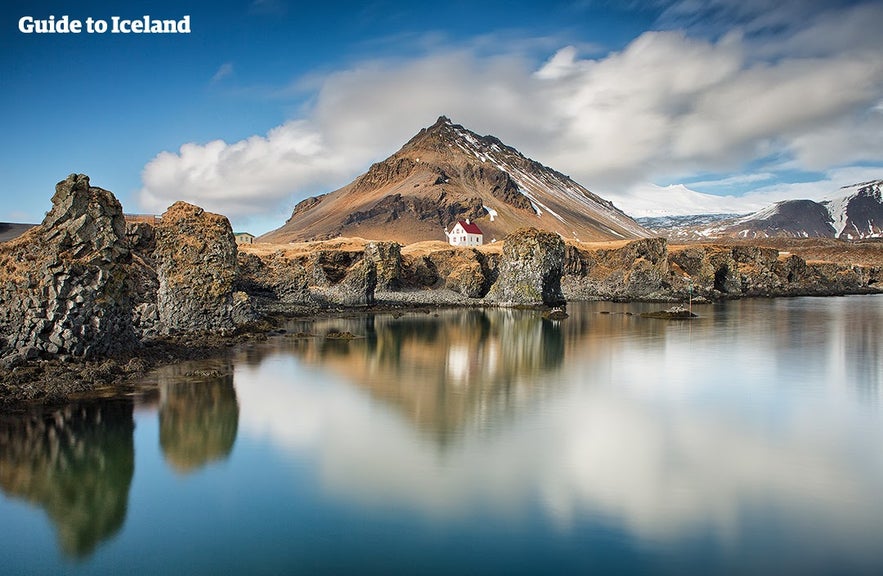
[261,116,649,244]
[823,180,883,239]
[649,180,883,240]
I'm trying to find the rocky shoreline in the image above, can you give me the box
[1,174,880,405]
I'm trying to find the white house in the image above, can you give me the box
[445,219,483,247]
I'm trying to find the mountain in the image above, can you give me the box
[646,180,883,240]
[261,116,649,245]
[824,180,883,239]
[720,199,837,239]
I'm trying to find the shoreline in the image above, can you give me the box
[1,177,879,408]
[3,292,881,408]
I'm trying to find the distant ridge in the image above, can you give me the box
[0,222,37,243]
[261,116,649,244]
[644,180,883,240]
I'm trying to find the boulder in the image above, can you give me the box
[445,258,487,298]
[154,202,238,334]
[487,228,565,306]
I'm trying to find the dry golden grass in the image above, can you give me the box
[566,238,636,251]
[244,237,373,258]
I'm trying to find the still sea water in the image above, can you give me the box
[1,296,882,575]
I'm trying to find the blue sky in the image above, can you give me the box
[2,1,882,232]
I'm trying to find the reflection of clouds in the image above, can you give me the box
[235,353,883,551]
[234,297,883,560]
[537,382,883,549]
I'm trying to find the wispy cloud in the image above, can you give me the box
[210,62,234,84]
[139,2,883,221]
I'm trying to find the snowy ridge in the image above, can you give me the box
[446,122,645,240]
[822,180,882,239]
[649,179,882,240]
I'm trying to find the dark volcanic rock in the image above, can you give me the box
[325,259,377,306]
[487,228,565,306]
[563,237,672,301]
[154,202,238,334]
[237,251,311,304]
[365,241,403,290]
[0,174,138,361]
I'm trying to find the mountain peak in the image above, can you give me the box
[261,117,649,244]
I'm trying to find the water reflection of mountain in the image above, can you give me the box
[156,363,240,474]
[241,309,565,442]
[0,400,134,558]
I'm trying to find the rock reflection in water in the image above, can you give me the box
[251,309,565,442]
[157,362,239,474]
[0,400,134,558]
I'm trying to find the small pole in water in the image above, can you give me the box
[688,278,693,316]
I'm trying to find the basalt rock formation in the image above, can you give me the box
[487,228,566,306]
[0,174,138,362]
[0,175,265,370]
[154,202,241,334]
[562,238,880,301]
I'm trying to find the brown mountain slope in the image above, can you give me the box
[260,116,649,244]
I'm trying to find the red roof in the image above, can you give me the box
[456,220,483,235]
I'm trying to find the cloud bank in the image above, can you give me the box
[139,1,883,221]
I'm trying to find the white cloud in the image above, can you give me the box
[139,2,883,222]
[140,120,354,216]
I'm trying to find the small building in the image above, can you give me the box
[234,232,255,245]
[445,219,483,247]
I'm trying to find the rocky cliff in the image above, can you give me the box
[0,177,262,370]
[562,238,880,301]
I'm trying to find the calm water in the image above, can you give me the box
[1,296,882,575]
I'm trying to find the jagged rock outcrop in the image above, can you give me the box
[237,251,311,304]
[563,237,672,300]
[236,241,380,308]
[487,228,566,306]
[396,245,497,298]
[154,202,238,334]
[365,241,403,290]
[562,237,880,301]
[0,174,138,361]
[324,259,377,306]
